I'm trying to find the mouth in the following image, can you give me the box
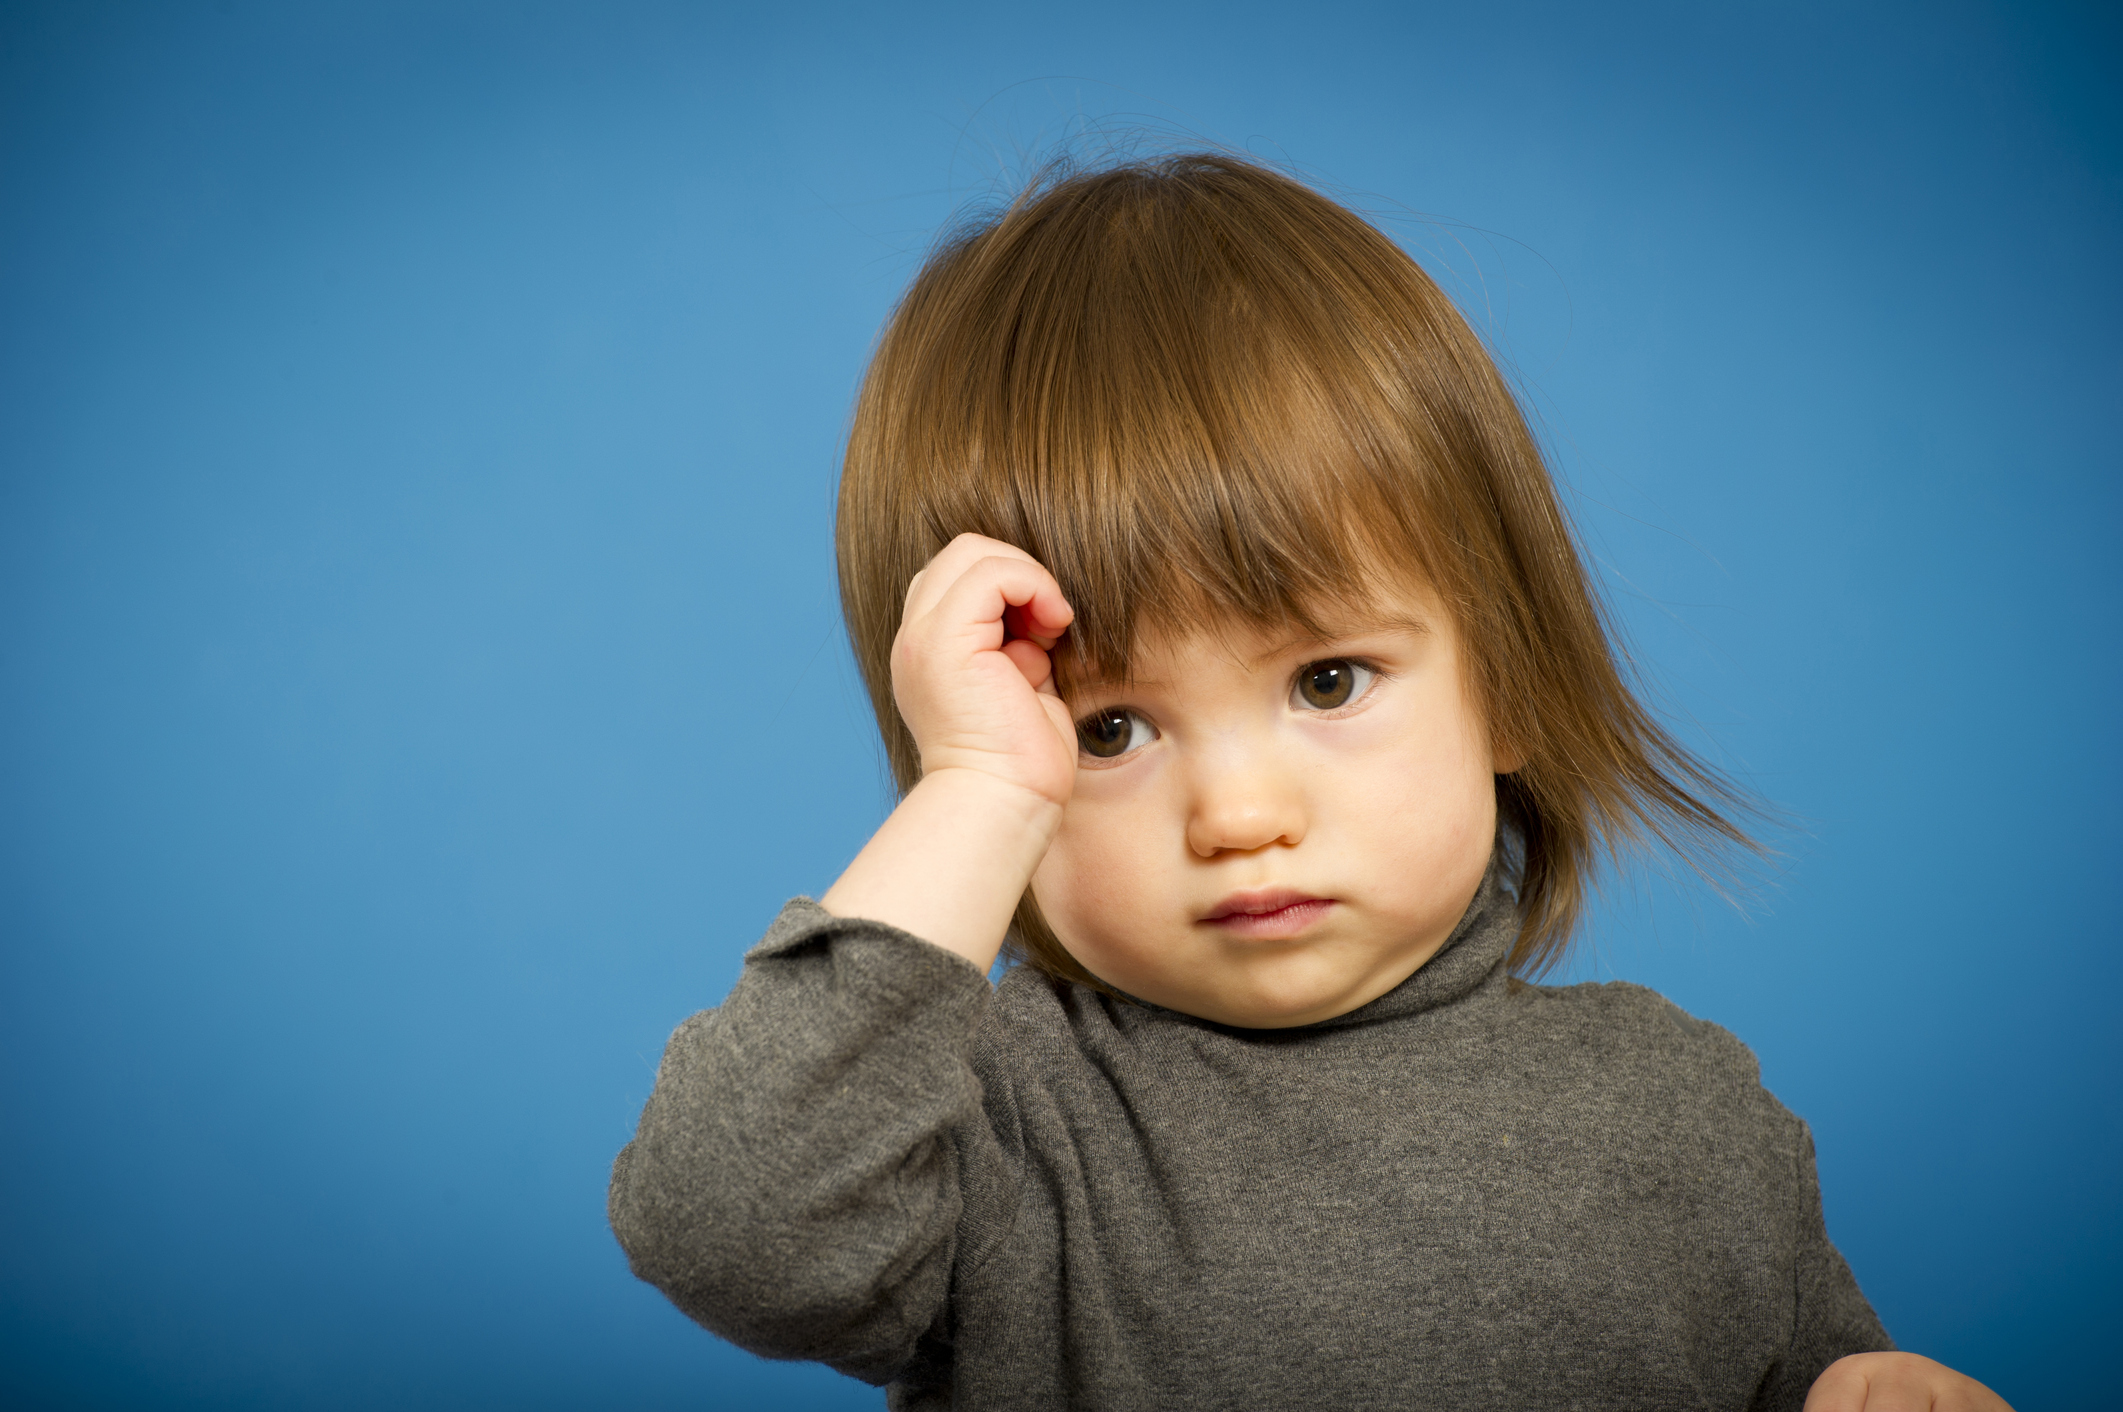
[1198,888,1335,940]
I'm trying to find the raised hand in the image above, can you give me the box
[890,533,1078,809]
[1805,1353,2012,1411]
[820,534,1079,969]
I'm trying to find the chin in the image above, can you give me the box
[1195,978,1350,1030]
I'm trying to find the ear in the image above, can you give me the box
[1490,733,1525,776]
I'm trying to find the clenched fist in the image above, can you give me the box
[890,533,1080,809]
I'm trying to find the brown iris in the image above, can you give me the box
[1296,660,1358,710]
[1077,708,1135,758]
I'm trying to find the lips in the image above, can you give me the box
[1199,888,1334,939]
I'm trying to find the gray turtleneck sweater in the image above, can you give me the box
[608,878,1890,1409]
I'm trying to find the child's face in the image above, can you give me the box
[1031,580,1506,1028]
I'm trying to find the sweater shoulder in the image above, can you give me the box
[1518,975,1748,1048]
[1509,977,1785,1116]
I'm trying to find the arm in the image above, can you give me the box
[1786,1123,1896,1379]
[819,533,1079,966]
[1755,1123,2012,1410]
[607,901,997,1382]
[608,535,1079,1380]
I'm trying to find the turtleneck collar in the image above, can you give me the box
[1296,863,1517,1030]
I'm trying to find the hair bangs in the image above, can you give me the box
[866,159,1454,691]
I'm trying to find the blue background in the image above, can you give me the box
[2,2,2116,1407]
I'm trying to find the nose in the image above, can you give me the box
[1184,746,1308,858]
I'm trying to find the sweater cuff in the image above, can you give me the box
[748,895,993,1000]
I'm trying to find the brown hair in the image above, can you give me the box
[836,151,1756,984]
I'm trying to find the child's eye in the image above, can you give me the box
[1291,659,1376,712]
[1076,707,1158,761]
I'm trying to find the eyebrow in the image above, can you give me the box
[1244,613,1433,668]
[1063,614,1434,698]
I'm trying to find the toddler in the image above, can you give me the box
[609,153,2008,1411]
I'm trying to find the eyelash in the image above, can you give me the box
[1074,707,1158,764]
[1289,658,1382,714]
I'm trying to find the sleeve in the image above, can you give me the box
[1749,1121,1896,1410]
[606,898,1011,1386]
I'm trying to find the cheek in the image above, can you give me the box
[1031,790,1163,945]
[1316,691,1497,847]
[1330,686,1488,783]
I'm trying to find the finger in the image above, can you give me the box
[1003,602,1074,652]
[920,555,1073,654]
[994,565,1074,646]
[1804,1354,2009,1412]
[1801,1360,1868,1412]
[999,637,1055,692]
[903,535,1047,629]
[989,559,1075,647]
[901,533,1046,624]
[1037,690,1078,752]
[1969,1376,2014,1412]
